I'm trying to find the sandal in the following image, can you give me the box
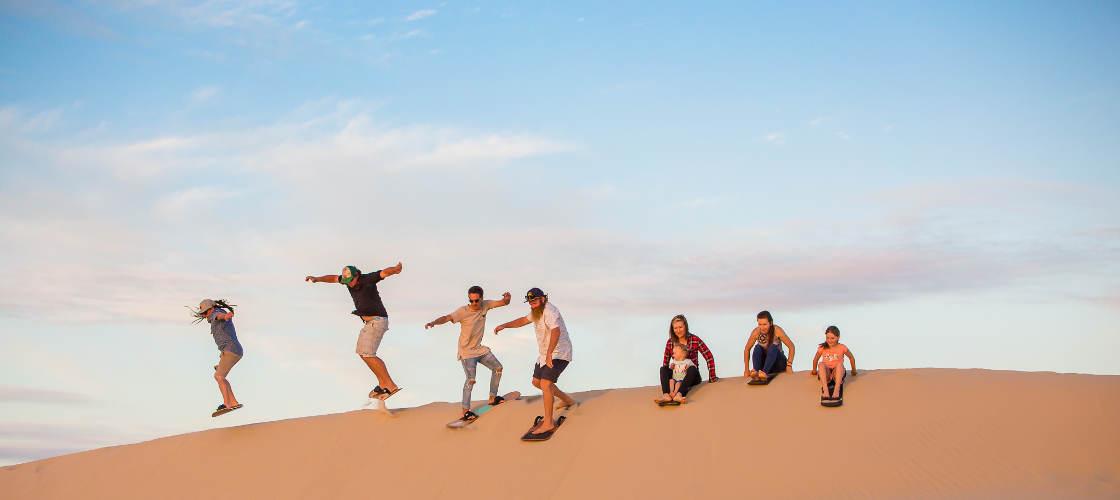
[460,411,478,422]
[378,387,403,400]
[491,396,505,406]
[211,403,243,417]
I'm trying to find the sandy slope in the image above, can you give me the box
[2,369,1118,499]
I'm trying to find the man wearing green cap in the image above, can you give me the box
[306,262,404,399]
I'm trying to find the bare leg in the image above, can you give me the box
[817,364,830,397]
[360,355,398,391]
[214,371,239,407]
[536,379,557,433]
[552,384,576,409]
[831,365,845,398]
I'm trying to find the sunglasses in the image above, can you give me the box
[469,299,481,304]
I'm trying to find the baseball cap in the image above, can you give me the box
[339,265,361,284]
[524,287,546,302]
[199,298,216,312]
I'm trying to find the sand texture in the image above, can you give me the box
[2,369,1118,499]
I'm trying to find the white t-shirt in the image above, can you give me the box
[669,358,695,380]
[525,302,573,365]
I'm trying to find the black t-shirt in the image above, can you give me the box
[344,271,388,317]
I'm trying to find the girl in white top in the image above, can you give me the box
[667,343,696,403]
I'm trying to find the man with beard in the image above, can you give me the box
[494,287,575,438]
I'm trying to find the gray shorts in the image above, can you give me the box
[356,317,388,357]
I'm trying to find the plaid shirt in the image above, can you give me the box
[663,334,717,380]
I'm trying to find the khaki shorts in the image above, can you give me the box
[356,317,389,357]
[214,351,242,377]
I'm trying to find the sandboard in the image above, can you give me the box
[748,372,780,385]
[656,399,682,407]
[447,391,522,429]
[521,404,575,442]
[211,404,243,417]
[821,381,845,407]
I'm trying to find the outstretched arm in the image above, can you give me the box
[379,261,403,279]
[846,349,857,375]
[494,316,531,335]
[490,292,512,309]
[305,274,340,284]
[425,315,452,330]
[213,310,235,321]
[743,330,759,374]
[810,350,822,376]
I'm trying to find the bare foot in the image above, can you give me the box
[749,370,758,379]
[534,422,556,434]
[758,372,769,381]
[673,393,685,403]
[656,394,672,403]
[555,395,577,410]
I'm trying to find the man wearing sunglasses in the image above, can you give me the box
[425,286,512,422]
[494,287,575,438]
[305,262,404,400]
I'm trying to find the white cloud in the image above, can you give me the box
[809,116,825,127]
[0,106,64,133]
[406,9,437,21]
[0,100,574,324]
[190,85,220,103]
[762,132,785,145]
[153,186,240,220]
[395,29,423,40]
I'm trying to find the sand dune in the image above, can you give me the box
[2,369,1118,499]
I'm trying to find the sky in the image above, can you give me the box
[1,0,1118,466]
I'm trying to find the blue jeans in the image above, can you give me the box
[461,352,503,409]
[752,344,787,375]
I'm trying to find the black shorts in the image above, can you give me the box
[532,359,570,383]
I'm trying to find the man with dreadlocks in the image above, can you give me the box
[194,299,244,417]
[306,262,405,401]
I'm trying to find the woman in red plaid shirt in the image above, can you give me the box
[656,314,719,404]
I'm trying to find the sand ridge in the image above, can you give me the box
[2,369,1118,499]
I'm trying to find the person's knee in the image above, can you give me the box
[214,372,227,383]
[531,378,542,388]
[466,378,476,386]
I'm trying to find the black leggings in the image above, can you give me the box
[660,365,702,396]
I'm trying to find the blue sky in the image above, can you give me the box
[1,1,1118,465]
